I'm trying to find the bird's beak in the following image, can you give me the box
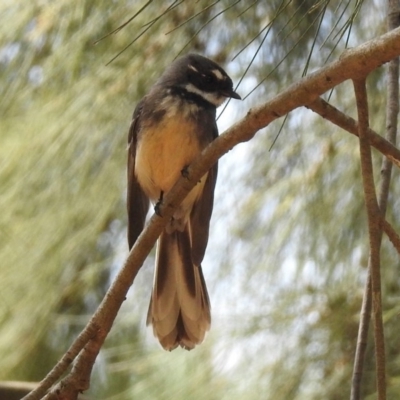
[221,89,241,100]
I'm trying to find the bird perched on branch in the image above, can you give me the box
[127,53,241,350]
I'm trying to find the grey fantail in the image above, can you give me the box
[127,54,241,350]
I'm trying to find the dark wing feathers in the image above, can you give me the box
[127,101,149,249]
[189,162,218,266]
[189,122,218,266]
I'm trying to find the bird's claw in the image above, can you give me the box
[154,191,164,216]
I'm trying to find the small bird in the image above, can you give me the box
[127,54,240,350]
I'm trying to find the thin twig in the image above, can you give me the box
[165,0,221,35]
[93,0,153,44]
[232,0,292,61]
[176,0,241,57]
[105,1,182,66]
[244,3,328,100]
[353,78,386,400]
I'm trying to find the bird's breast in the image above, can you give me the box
[135,113,204,201]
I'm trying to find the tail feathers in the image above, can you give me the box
[147,229,210,351]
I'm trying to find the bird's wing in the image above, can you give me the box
[189,122,218,267]
[127,100,150,250]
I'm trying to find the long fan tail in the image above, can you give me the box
[147,228,210,350]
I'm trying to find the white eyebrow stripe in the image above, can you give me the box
[188,64,199,73]
[211,69,224,80]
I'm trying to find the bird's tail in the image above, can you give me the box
[147,227,210,350]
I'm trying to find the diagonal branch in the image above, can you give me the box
[21,323,98,400]
[306,98,400,168]
[353,78,386,400]
[306,100,400,252]
[23,26,400,400]
[382,219,400,254]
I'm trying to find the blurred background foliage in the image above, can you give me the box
[1,0,399,399]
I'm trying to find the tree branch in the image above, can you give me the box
[22,324,98,400]
[351,3,399,398]
[306,98,400,168]
[307,93,400,399]
[23,26,400,400]
[382,219,400,254]
[353,78,386,400]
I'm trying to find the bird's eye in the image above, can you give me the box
[203,74,214,83]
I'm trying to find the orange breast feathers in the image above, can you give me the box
[134,116,206,203]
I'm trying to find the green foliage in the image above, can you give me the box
[1,1,399,399]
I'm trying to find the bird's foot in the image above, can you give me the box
[154,191,164,216]
[181,165,189,179]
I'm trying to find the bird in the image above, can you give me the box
[127,53,241,350]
